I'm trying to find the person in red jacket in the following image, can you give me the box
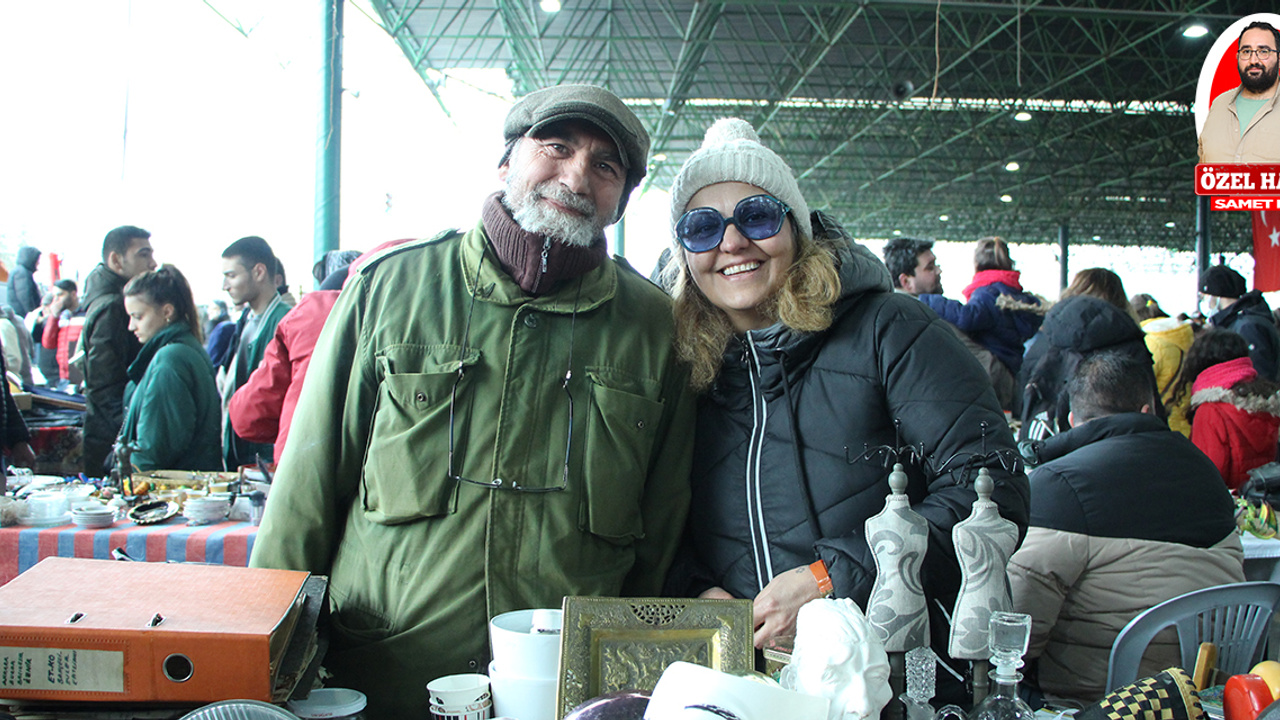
[227,268,345,456]
[40,279,85,390]
[1170,329,1280,490]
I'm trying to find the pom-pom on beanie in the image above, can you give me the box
[669,118,811,247]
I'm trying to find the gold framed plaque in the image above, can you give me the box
[555,596,753,718]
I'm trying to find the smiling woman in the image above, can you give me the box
[661,117,1030,685]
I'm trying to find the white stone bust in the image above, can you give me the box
[789,598,893,720]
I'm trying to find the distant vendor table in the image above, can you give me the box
[1242,533,1280,583]
[0,519,256,586]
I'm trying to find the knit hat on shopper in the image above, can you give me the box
[669,118,811,245]
[1199,264,1247,299]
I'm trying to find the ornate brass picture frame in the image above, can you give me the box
[556,596,753,718]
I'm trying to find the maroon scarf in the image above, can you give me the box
[481,192,607,295]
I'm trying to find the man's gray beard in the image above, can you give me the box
[1241,62,1279,94]
[505,179,606,248]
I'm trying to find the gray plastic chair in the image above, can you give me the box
[1106,581,1280,692]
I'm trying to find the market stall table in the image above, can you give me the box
[0,519,256,586]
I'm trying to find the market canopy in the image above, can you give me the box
[367,0,1257,250]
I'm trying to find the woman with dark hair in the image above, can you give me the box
[662,118,1029,670]
[120,265,222,471]
[1131,293,1195,436]
[919,236,1048,411]
[1170,329,1280,490]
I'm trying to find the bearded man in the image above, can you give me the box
[1199,21,1280,163]
[250,85,695,720]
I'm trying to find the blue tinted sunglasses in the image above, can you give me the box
[676,194,791,253]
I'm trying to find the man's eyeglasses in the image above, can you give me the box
[446,255,579,493]
[676,194,791,253]
[1239,47,1276,60]
[447,364,573,493]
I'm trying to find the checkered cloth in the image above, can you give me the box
[1076,668,1206,720]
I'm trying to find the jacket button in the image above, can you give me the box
[415,391,426,402]
[523,314,538,329]
[636,420,645,430]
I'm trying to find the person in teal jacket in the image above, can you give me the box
[120,265,222,471]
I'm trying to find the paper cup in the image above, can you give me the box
[427,674,491,717]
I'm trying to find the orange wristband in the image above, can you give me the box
[809,559,833,597]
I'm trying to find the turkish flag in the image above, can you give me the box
[1249,211,1280,289]
[1253,211,1280,292]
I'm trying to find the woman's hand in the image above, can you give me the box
[751,565,823,648]
[699,586,734,600]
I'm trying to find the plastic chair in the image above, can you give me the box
[1106,581,1280,692]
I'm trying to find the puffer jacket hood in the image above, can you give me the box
[1040,295,1143,353]
[15,246,40,272]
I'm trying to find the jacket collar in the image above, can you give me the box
[128,322,192,381]
[459,220,616,313]
[1036,412,1169,464]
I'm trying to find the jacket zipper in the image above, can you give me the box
[744,333,774,593]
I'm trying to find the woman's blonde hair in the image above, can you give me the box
[669,214,842,392]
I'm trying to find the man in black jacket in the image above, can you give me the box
[1200,264,1280,380]
[80,225,156,474]
[1009,350,1242,703]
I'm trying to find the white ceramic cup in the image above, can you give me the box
[489,660,556,720]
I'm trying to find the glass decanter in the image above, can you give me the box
[968,612,1036,720]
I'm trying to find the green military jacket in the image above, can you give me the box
[251,223,695,719]
[121,323,222,472]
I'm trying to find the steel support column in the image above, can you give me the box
[1058,222,1069,292]
[314,0,344,274]
[1195,195,1211,278]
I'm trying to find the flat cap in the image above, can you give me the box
[504,84,650,197]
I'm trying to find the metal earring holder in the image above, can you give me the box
[948,466,1019,706]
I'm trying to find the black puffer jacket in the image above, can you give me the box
[6,246,41,318]
[80,263,141,474]
[672,240,1030,647]
[1212,291,1280,381]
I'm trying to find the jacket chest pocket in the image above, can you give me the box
[361,348,480,524]
[580,369,664,543]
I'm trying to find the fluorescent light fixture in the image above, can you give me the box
[540,0,561,12]
[651,153,667,162]
[1013,111,1032,122]
[1092,235,1102,241]
[939,214,950,222]
[1005,161,1020,172]
[1166,221,1176,228]
[893,230,902,236]
[1000,194,1013,203]
[1182,24,1209,38]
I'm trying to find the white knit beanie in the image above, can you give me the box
[669,118,811,246]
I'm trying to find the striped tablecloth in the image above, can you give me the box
[0,519,257,586]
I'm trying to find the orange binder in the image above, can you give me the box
[0,557,312,704]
